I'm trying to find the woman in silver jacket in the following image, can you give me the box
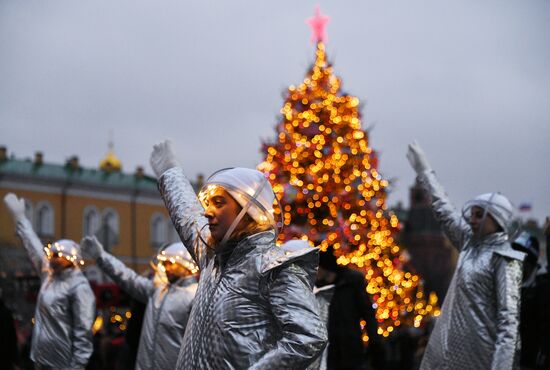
[407,142,524,370]
[3,193,95,370]
[81,237,198,370]
[150,140,327,370]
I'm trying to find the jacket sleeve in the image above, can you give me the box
[158,166,211,270]
[15,218,48,276]
[417,170,471,250]
[70,282,96,368]
[250,263,328,370]
[97,251,154,303]
[491,253,523,370]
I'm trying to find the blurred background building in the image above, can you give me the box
[0,144,203,319]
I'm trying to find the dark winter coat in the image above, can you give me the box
[326,268,378,370]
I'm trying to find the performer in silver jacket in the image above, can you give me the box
[81,237,198,370]
[150,140,327,370]
[3,193,95,370]
[407,142,524,370]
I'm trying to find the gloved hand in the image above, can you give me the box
[150,140,180,178]
[406,140,432,175]
[80,236,105,260]
[3,193,26,222]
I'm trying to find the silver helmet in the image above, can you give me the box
[462,192,519,237]
[156,242,198,274]
[45,239,84,266]
[198,167,279,244]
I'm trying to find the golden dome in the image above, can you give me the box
[100,147,122,172]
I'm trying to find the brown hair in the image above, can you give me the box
[230,213,272,242]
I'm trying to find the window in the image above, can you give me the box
[150,213,166,248]
[83,206,100,237]
[35,201,54,236]
[98,208,119,250]
[24,199,33,225]
[166,219,180,244]
[102,208,119,235]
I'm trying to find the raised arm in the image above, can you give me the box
[150,141,211,269]
[491,250,523,370]
[250,263,328,369]
[407,141,471,249]
[69,281,96,369]
[81,236,154,302]
[4,193,47,274]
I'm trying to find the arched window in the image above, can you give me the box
[150,213,166,248]
[24,199,34,225]
[102,208,119,235]
[98,208,119,250]
[83,206,100,237]
[166,219,180,244]
[35,201,54,236]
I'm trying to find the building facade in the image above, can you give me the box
[0,146,192,280]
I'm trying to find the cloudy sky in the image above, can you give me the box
[1,0,549,223]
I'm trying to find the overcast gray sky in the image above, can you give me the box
[1,0,549,223]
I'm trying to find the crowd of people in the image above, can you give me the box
[1,140,548,370]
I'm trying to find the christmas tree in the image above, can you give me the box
[258,7,439,337]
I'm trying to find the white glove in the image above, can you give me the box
[80,236,105,260]
[3,193,26,222]
[406,140,432,175]
[150,140,180,178]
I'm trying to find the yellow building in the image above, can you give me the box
[0,145,198,279]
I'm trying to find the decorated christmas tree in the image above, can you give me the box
[258,7,439,337]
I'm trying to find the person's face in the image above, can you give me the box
[469,206,499,236]
[203,187,241,243]
[49,253,73,273]
[162,261,193,283]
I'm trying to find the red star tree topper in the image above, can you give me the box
[306,5,330,43]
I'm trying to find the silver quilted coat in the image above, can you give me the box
[96,251,197,370]
[16,219,95,370]
[418,170,524,370]
[158,167,327,370]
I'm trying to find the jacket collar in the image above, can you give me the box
[51,266,76,280]
[215,230,276,269]
[171,274,199,287]
[471,231,508,247]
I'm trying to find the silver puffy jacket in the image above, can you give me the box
[158,167,327,370]
[96,251,197,370]
[16,219,95,370]
[418,170,524,370]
